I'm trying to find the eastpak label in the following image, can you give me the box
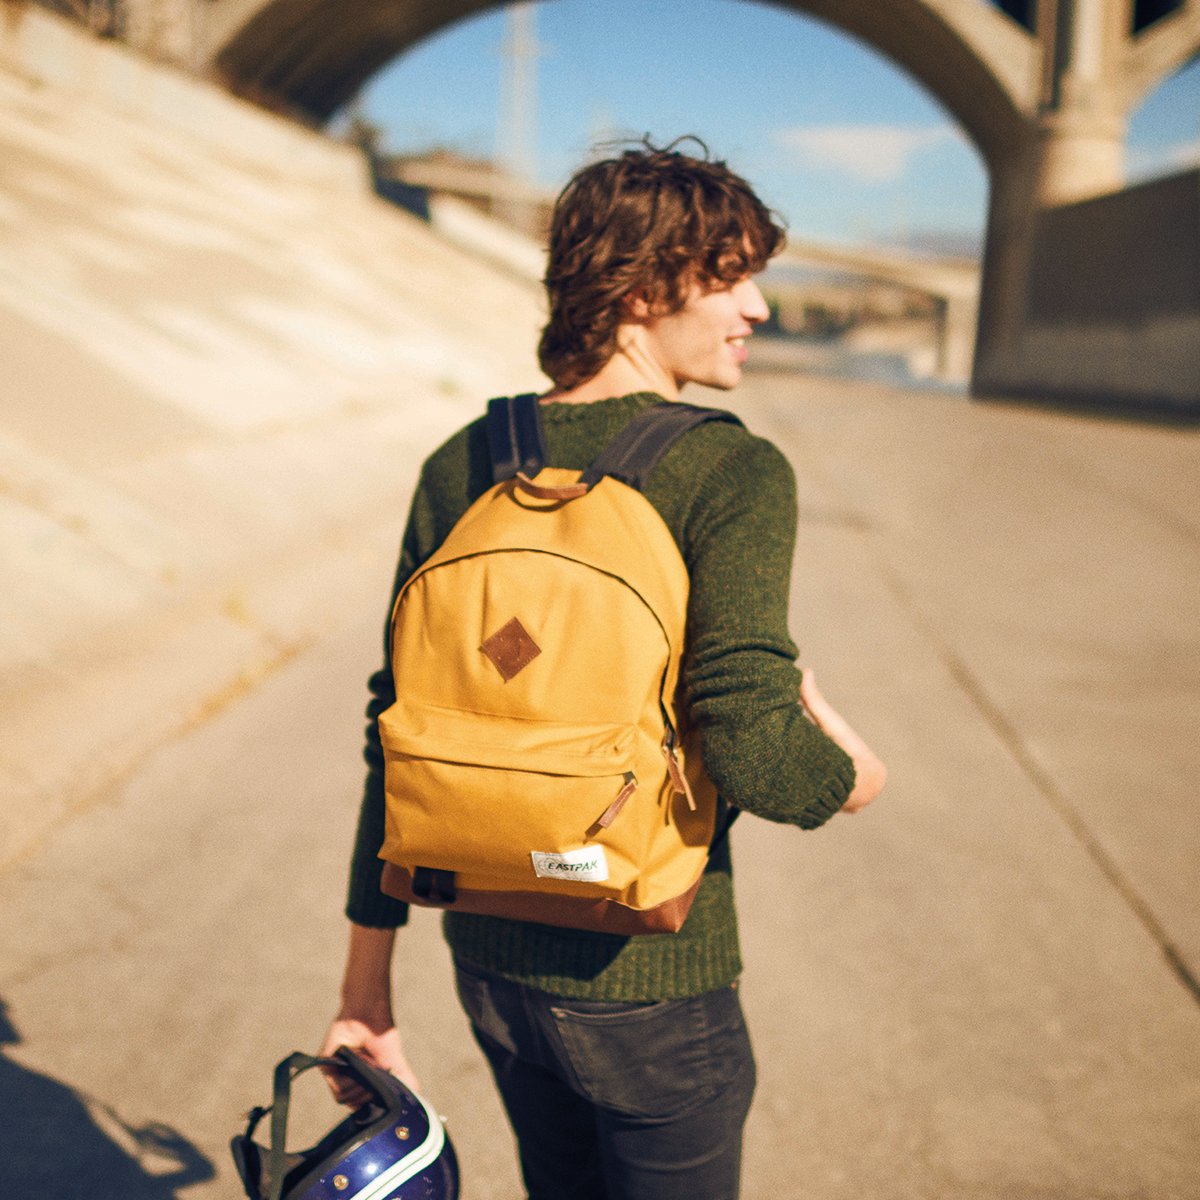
[530,846,609,883]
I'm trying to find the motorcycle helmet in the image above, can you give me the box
[231,1047,459,1200]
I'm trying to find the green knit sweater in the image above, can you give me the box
[346,392,856,999]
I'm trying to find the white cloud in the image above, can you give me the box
[774,124,963,184]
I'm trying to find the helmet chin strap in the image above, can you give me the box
[265,1053,323,1200]
[247,1050,383,1200]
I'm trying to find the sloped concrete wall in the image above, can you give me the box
[0,9,546,868]
[1,2,367,190]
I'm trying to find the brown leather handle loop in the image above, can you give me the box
[515,472,590,501]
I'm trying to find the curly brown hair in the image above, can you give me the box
[537,138,786,388]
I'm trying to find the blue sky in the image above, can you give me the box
[351,0,1200,251]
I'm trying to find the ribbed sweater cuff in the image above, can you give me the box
[345,873,410,929]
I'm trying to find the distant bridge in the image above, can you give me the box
[775,241,981,381]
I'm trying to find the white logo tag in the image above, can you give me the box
[530,846,609,883]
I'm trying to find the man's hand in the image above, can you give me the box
[800,669,887,814]
[319,1016,420,1107]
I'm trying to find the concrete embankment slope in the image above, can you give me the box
[0,11,545,867]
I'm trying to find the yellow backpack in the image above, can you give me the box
[378,396,739,934]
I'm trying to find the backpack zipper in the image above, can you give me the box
[597,771,638,828]
[662,727,697,811]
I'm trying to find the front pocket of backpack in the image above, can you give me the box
[377,701,647,891]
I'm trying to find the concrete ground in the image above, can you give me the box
[1,368,1197,1200]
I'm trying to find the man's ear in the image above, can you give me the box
[623,291,653,322]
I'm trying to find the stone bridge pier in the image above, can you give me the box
[88,0,1200,411]
[976,0,1199,411]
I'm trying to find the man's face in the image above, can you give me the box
[639,274,770,392]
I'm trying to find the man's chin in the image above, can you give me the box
[699,373,742,393]
[678,367,743,393]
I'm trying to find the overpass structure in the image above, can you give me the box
[16,0,1200,410]
[776,241,981,381]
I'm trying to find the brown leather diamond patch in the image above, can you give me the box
[481,617,541,681]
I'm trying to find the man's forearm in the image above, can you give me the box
[338,922,398,1021]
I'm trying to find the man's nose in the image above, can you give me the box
[737,278,770,323]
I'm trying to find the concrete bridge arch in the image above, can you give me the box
[205,0,1039,173]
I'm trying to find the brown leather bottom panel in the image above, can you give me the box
[380,863,701,936]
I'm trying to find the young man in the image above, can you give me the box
[322,141,886,1200]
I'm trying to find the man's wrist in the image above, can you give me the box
[334,1003,394,1030]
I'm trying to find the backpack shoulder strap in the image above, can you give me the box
[486,393,546,483]
[579,402,743,492]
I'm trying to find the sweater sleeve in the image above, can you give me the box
[681,434,856,828]
[344,471,439,928]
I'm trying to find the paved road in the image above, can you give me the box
[2,375,1198,1199]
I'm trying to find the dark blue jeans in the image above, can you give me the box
[453,958,756,1200]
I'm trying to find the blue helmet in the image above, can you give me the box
[231,1048,459,1200]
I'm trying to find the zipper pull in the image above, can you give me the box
[598,772,637,829]
[663,743,697,811]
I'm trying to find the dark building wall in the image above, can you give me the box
[979,168,1199,415]
[1030,169,1199,323]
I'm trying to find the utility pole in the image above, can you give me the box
[497,2,540,233]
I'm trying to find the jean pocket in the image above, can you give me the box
[548,986,751,1119]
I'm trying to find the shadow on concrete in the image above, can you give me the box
[974,387,1200,428]
[0,999,215,1199]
